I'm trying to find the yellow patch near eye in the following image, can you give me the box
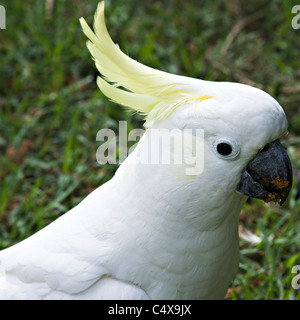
[145,94,214,127]
[198,95,213,102]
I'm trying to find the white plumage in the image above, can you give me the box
[0,1,291,299]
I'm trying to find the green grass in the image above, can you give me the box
[0,0,300,299]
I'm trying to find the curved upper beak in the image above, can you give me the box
[237,140,293,206]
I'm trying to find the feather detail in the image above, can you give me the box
[79,1,212,127]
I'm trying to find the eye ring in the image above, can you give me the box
[211,137,240,160]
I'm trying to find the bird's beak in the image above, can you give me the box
[237,140,293,205]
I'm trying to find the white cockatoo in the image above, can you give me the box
[0,2,292,300]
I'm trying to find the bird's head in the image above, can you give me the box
[80,1,293,211]
[158,79,293,207]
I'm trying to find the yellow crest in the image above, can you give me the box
[80,2,212,127]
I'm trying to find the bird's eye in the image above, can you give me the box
[211,137,240,160]
[217,143,232,156]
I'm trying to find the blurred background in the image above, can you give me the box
[0,0,299,299]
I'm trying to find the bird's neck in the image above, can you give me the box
[103,159,245,299]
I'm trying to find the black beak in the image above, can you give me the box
[237,140,293,206]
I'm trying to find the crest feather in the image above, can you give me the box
[80,1,212,127]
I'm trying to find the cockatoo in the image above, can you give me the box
[0,2,292,300]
